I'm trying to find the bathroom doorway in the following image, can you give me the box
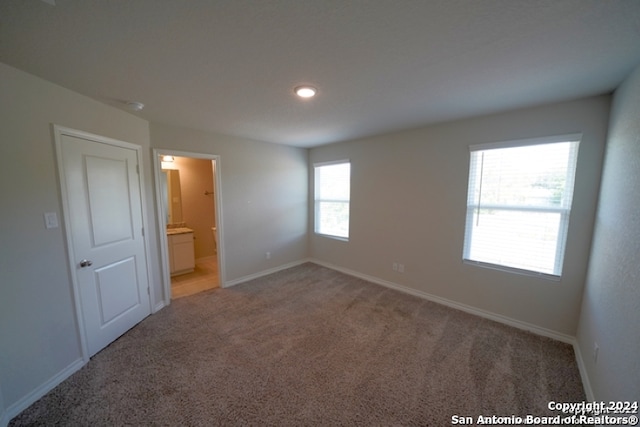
[153,150,224,304]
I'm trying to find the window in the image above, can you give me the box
[314,160,350,239]
[463,135,580,278]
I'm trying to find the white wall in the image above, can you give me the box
[0,62,159,422]
[577,65,640,400]
[150,123,308,283]
[310,96,609,337]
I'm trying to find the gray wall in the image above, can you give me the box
[2,56,637,421]
[0,63,309,423]
[310,96,609,337]
[150,123,309,284]
[0,63,157,419]
[577,64,640,400]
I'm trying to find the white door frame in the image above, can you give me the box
[53,125,154,362]
[152,149,225,306]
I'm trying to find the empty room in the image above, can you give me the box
[1,1,639,425]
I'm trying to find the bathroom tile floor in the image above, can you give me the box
[171,256,219,299]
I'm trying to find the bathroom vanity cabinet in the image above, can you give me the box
[168,231,195,275]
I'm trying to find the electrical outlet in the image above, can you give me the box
[392,262,398,271]
[593,342,599,364]
[265,252,271,260]
[398,264,405,273]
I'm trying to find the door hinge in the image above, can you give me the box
[136,164,140,174]
[141,227,144,236]
[147,287,150,295]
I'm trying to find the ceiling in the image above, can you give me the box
[1,1,640,148]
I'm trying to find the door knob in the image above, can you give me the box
[79,259,93,268]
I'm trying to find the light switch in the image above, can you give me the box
[44,212,59,229]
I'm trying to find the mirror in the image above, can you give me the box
[161,169,183,224]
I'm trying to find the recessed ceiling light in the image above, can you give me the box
[294,86,317,98]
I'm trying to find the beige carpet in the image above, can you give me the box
[10,263,584,426]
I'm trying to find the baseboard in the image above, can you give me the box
[572,340,595,401]
[153,300,166,314]
[310,259,575,344]
[223,258,312,288]
[195,255,216,264]
[3,358,85,425]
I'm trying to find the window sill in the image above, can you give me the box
[315,232,349,242]
[463,259,561,282]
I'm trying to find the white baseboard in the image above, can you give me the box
[310,259,575,343]
[195,255,216,264]
[572,341,595,401]
[153,300,166,314]
[223,258,312,288]
[3,358,85,425]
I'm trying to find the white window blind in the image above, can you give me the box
[314,160,350,239]
[463,135,580,278]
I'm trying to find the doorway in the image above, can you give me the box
[153,150,224,305]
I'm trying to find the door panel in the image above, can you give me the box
[86,155,134,246]
[58,131,150,357]
[95,257,140,324]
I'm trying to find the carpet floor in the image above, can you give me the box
[10,263,585,426]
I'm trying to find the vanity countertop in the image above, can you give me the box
[166,227,194,235]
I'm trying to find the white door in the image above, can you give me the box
[57,128,151,357]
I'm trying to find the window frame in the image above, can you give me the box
[462,134,581,280]
[313,159,351,241]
